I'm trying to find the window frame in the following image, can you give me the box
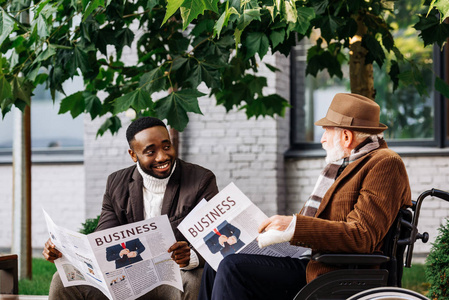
[288,44,449,153]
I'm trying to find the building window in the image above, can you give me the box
[289,5,448,151]
[0,77,84,157]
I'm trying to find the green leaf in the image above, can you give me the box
[179,0,219,30]
[269,29,285,48]
[154,89,204,131]
[214,5,239,38]
[363,34,385,67]
[73,46,91,73]
[163,0,184,25]
[306,49,343,78]
[12,77,32,106]
[295,7,315,35]
[0,75,13,109]
[244,32,269,59]
[0,97,13,118]
[186,61,221,89]
[139,67,166,94]
[319,14,343,43]
[243,94,290,118]
[36,14,49,38]
[83,0,105,21]
[388,60,399,91]
[0,9,17,45]
[264,63,280,72]
[84,92,103,119]
[171,56,189,71]
[34,45,57,64]
[246,75,266,96]
[36,0,52,16]
[397,65,428,96]
[113,89,153,114]
[414,14,449,47]
[115,28,134,48]
[96,116,121,137]
[236,8,261,31]
[59,91,86,118]
[435,77,449,99]
[146,0,159,11]
[311,0,329,14]
[433,0,449,22]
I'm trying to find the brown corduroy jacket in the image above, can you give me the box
[291,140,412,283]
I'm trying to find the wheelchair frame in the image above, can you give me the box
[293,188,449,300]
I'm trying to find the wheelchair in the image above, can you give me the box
[293,188,449,300]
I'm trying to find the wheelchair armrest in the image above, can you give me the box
[313,253,390,266]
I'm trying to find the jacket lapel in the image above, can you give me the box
[161,159,181,217]
[128,167,145,222]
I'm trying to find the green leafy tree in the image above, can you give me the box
[0,0,449,134]
[426,219,449,299]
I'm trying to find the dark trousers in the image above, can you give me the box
[198,254,308,300]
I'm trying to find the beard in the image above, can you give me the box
[323,133,346,164]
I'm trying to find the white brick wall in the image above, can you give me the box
[83,114,133,219]
[0,164,84,251]
[179,52,290,216]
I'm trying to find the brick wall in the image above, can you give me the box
[179,52,290,216]
[0,164,84,251]
[83,114,133,219]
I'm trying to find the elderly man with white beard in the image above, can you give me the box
[197,93,412,300]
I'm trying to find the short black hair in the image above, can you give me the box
[126,117,167,144]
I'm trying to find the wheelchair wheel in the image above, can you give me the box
[347,287,428,300]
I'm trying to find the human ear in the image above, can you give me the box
[342,130,354,148]
[128,149,138,163]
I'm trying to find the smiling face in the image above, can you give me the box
[128,126,176,179]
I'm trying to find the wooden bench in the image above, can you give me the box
[0,255,18,295]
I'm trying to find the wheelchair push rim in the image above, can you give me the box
[347,287,428,300]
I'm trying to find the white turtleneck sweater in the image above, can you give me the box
[136,162,199,270]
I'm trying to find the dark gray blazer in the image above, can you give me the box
[96,158,219,242]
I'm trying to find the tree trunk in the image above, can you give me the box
[349,15,375,100]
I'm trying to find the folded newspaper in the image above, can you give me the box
[44,211,183,300]
[177,182,310,271]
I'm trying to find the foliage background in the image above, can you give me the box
[0,0,449,135]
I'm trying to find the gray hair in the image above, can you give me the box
[334,127,383,143]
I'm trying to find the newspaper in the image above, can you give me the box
[44,211,183,300]
[178,182,309,271]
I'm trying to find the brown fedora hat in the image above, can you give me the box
[315,93,388,133]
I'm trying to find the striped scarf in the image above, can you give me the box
[301,136,382,217]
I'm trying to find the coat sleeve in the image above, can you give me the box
[196,169,219,202]
[205,235,222,254]
[96,173,122,232]
[106,244,122,262]
[129,238,146,255]
[291,155,411,253]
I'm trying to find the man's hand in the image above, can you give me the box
[218,235,228,246]
[120,249,130,257]
[168,241,191,268]
[227,236,237,245]
[257,215,296,248]
[127,251,138,258]
[42,238,62,263]
[258,215,293,233]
